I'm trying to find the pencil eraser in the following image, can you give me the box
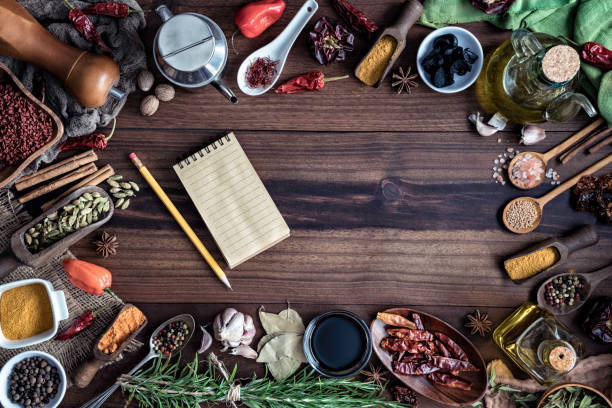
[129,153,136,159]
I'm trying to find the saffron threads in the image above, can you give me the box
[246,57,279,88]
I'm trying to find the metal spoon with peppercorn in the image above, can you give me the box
[537,264,612,316]
[237,0,318,96]
[79,314,195,408]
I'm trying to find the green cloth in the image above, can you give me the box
[419,0,612,125]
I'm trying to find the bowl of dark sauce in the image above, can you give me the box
[303,310,372,378]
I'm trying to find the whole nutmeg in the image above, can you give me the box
[137,70,154,92]
[140,95,159,116]
[155,84,175,102]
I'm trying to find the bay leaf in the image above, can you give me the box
[256,333,307,364]
[279,307,304,326]
[257,332,284,353]
[259,307,305,335]
[267,356,300,381]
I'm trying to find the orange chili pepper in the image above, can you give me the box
[62,258,120,301]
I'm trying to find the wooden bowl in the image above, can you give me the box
[537,383,612,408]
[0,61,64,188]
[371,307,487,406]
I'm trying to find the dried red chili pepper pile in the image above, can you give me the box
[309,17,354,65]
[581,42,612,70]
[64,0,112,53]
[275,71,348,94]
[83,2,131,18]
[58,118,117,151]
[331,0,378,36]
[0,83,53,166]
[377,312,478,391]
[246,57,279,88]
[572,174,612,223]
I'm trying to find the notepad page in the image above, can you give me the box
[173,133,289,268]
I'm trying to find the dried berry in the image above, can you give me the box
[581,296,612,343]
[309,17,354,65]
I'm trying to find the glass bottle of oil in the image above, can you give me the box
[475,29,597,123]
[493,302,584,384]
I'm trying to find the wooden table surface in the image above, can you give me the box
[58,0,611,406]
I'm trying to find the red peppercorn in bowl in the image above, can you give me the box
[0,62,64,189]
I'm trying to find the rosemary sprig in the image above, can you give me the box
[119,353,410,408]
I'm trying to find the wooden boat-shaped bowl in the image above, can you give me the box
[0,62,64,188]
[371,307,487,406]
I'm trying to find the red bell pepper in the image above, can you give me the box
[62,258,120,301]
[235,0,286,38]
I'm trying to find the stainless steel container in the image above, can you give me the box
[153,5,237,104]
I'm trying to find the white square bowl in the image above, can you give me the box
[0,350,67,408]
[0,279,69,349]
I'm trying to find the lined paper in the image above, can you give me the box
[173,132,289,268]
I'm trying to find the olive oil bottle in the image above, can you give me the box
[493,302,584,384]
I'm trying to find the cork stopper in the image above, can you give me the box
[548,345,576,372]
[541,45,580,83]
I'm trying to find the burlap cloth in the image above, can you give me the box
[485,356,612,408]
[0,0,146,179]
[0,187,127,378]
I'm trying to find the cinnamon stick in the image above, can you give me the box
[41,164,114,211]
[560,127,612,164]
[18,163,98,204]
[588,134,612,154]
[15,150,98,191]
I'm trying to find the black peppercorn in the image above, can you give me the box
[8,357,61,407]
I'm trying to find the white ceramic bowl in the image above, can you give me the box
[416,26,484,94]
[0,279,68,349]
[0,350,67,408]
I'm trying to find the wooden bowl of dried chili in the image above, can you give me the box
[0,62,64,189]
[371,308,487,406]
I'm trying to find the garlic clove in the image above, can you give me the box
[520,124,547,145]
[230,344,258,359]
[198,325,212,354]
[241,314,256,346]
[469,112,500,137]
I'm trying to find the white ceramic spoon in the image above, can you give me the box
[237,0,318,96]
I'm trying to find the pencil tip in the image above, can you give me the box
[220,275,233,291]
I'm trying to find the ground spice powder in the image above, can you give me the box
[98,306,146,354]
[0,283,54,340]
[357,35,397,86]
[504,247,560,280]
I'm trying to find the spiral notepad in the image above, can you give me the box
[173,132,290,268]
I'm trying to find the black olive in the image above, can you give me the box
[433,34,458,50]
[464,48,479,64]
[451,59,471,75]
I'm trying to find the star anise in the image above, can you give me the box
[391,66,419,95]
[94,231,118,258]
[360,363,387,389]
[465,309,493,337]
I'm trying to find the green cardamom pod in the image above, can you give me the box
[109,187,122,194]
[115,198,125,208]
[121,199,130,210]
[28,227,36,234]
[68,215,77,227]
[107,179,120,188]
[120,182,132,190]
[72,208,79,217]
[109,175,123,181]
[125,190,135,197]
[24,233,32,245]
[47,212,58,221]
[87,211,93,225]
[113,192,127,199]
[92,192,101,198]
[103,201,110,213]
[79,196,89,203]
[31,231,40,238]
[71,199,81,207]
[47,230,60,238]
[129,181,139,192]
[63,205,75,212]
[83,192,94,201]
[80,208,92,215]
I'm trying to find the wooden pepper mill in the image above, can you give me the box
[0,0,124,108]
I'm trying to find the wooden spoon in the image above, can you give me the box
[508,117,605,189]
[537,263,612,315]
[354,0,423,87]
[503,153,612,234]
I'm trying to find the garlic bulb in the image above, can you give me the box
[213,308,256,351]
[520,124,546,145]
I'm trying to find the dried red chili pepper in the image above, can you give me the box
[471,0,515,15]
[55,306,109,340]
[412,313,424,330]
[64,0,112,53]
[434,332,468,361]
[581,42,612,70]
[58,118,116,151]
[332,0,378,36]
[83,2,131,18]
[235,0,286,38]
[394,360,439,375]
[380,338,433,354]
[275,71,349,94]
[581,296,612,343]
[434,339,451,358]
[387,328,433,341]
[376,312,417,329]
[429,356,478,373]
[309,17,354,65]
[428,372,472,390]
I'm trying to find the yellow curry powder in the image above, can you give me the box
[98,306,146,354]
[357,36,397,86]
[0,283,53,340]
[505,247,560,280]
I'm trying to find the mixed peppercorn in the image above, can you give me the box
[153,321,190,356]
[544,275,586,308]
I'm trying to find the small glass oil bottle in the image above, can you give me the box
[493,302,584,384]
